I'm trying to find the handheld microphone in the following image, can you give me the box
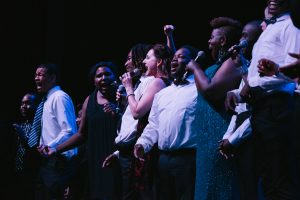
[130,68,142,78]
[181,51,206,81]
[115,68,141,114]
[116,85,125,114]
[194,51,206,63]
[216,40,248,65]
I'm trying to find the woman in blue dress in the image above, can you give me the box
[187,17,243,200]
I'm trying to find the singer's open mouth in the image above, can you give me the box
[171,63,178,73]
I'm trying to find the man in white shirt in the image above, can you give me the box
[33,63,77,199]
[134,46,200,200]
[225,1,300,198]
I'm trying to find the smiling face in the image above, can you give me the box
[267,0,289,16]
[124,50,134,73]
[208,29,225,60]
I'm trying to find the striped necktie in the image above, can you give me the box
[28,97,46,148]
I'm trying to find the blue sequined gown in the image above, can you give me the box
[194,64,238,200]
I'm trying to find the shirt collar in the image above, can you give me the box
[172,74,195,86]
[46,85,61,99]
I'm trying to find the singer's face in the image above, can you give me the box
[125,51,134,73]
[94,67,116,94]
[208,29,224,60]
[34,67,56,94]
[240,23,261,57]
[171,48,192,79]
[143,49,159,76]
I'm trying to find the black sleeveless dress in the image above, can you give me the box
[86,90,121,199]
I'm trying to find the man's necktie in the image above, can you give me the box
[28,97,46,148]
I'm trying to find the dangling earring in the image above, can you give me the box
[216,45,226,64]
[218,45,225,60]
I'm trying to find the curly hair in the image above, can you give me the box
[210,17,243,49]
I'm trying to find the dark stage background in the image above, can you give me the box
[2,0,266,121]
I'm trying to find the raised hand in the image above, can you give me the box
[164,25,175,37]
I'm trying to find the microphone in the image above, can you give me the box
[115,68,141,114]
[181,51,206,81]
[194,51,206,63]
[216,40,248,65]
[116,84,125,114]
[130,68,142,78]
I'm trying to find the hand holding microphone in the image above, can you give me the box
[119,68,142,87]
[116,68,142,113]
[115,84,125,114]
[182,51,206,81]
[217,40,248,65]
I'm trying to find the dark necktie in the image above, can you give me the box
[28,97,46,148]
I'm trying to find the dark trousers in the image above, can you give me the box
[118,149,155,200]
[250,91,296,200]
[156,149,196,200]
[35,155,77,200]
[288,94,300,199]
[235,137,259,200]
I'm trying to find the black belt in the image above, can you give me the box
[159,148,196,155]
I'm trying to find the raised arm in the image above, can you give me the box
[164,25,176,54]
[125,76,166,119]
[187,58,241,101]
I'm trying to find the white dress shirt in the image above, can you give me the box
[247,13,300,93]
[115,76,155,145]
[224,13,300,146]
[136,75,201,153]
[40,86,77,159]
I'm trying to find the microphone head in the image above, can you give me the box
[195,51,206,62]
[197,51,205,57]
[130,68,142,78]
[238,40,248,49]
[118,84,125,91]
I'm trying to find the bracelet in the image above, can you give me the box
[126,93,135,99]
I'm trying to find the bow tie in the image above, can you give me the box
[263,17,277,26]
